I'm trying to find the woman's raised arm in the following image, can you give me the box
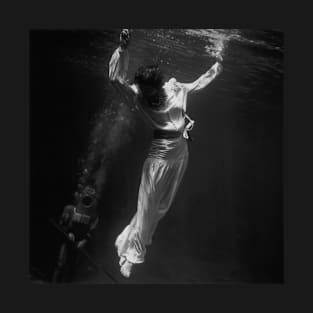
[182,61,223,95]
[108,29,139,100]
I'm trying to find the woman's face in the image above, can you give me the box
[134,66,165,100]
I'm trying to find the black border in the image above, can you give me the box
[2,0,312,311]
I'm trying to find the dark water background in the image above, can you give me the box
[30,29,283,283]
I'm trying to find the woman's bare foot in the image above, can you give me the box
[120,260,134,278]
[119,256,127,266]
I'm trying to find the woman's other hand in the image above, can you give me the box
[216,53,223,63]
[216,62,223,75]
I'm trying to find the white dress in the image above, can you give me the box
[109,46,220,264]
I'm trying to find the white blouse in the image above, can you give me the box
[108,46,221,135]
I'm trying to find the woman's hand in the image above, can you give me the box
[120,29,131,50]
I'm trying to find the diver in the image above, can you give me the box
[52,184,99,282]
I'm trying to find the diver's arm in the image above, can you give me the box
[182,62,223,94]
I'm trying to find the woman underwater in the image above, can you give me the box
[109,29,223,278]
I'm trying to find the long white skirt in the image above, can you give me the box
[115,136,189,263]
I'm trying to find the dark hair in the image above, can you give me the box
[134,64,165,109]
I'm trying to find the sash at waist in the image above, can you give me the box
[153,129,182,140]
